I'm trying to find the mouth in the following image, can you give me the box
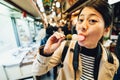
[77,34,86,42]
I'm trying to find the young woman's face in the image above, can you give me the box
[76,7,105,49]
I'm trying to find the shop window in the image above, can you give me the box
[0,15,17,54]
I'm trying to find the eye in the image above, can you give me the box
[78,19,83,24]
[89,19,98,25]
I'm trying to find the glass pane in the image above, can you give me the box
[0,15,17,54]
[15,19,32,47]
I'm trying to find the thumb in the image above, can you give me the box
[50,37,65,53]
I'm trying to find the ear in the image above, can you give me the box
[104,27,111,37]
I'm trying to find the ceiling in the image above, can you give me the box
[3,0,78,20]
[4,0,44,19]
[4,0,120,20]
[3,0,79,21]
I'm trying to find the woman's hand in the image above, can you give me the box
[44,32,65,54]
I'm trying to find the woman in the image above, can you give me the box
[32,0,119,80]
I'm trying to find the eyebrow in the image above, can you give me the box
[79,13,101,18]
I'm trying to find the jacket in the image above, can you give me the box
[32,40,119,80]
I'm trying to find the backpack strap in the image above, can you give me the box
[73,42,80,71]
[61,41,80,80]
[60,40,71,67]
[73,42,80,80]
[105,48,114,64]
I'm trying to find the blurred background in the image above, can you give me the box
[0,0,120,80]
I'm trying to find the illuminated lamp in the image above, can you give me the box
[56,2,60,8]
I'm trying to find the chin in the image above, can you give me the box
[78,41,86,47]
[78,41,96,49]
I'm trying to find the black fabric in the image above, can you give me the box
[40,35,50,46]
[46,25,54,35]
[71,26,77,34]
[94,44,102,80]
[73,42,80,71]
[60,41,80,80]
[60,40,71,67]
[59,41,114,80]
[73,42,80,80]
[62,24,71,35]
[80,43,102,80]
[93,43,114,80]
[39,46,53,57]
[81,46,98,57]
[80,43,114,80]
[114,33,120,80]
[107,50,114,64]
[114,66,120,80]
[115,33,120,61]
[61,40,71,62]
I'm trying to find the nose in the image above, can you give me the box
[80,25,87,31]
[77,21,88,32]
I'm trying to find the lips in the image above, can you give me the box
[78,34,85,41]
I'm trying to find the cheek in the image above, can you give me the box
[89,27,104,40]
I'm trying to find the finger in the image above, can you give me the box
[53,32,65,39]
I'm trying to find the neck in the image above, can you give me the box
[80,44,100,57]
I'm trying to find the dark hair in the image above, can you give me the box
[78,0,113,28]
